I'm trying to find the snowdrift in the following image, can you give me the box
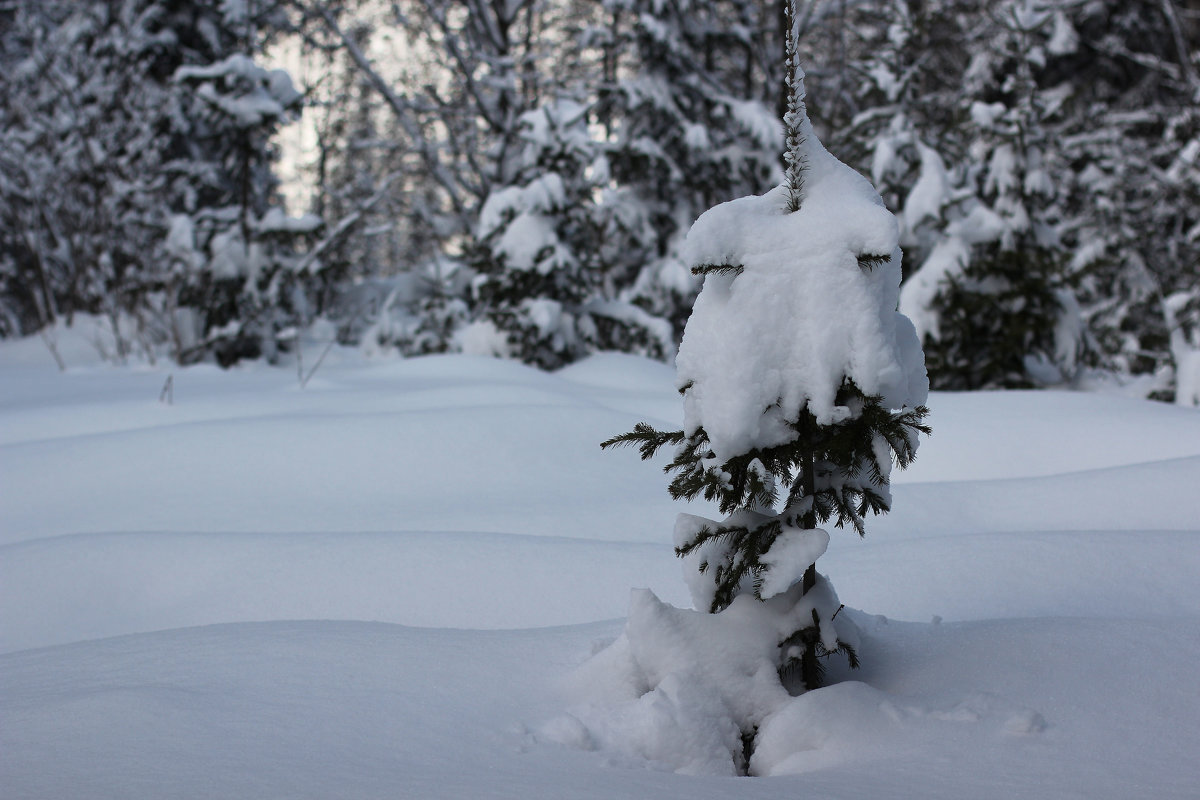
[3,338,1200,797]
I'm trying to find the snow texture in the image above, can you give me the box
[1165,292,1200,407]
[677,116,927,461]
[560,581,855,776]
[478,174,572,273]
[903,144,950,233]
[3,331,1200,797]
[899,204,1007,342]
[175,54,300,128]
[758,525,831,599]
[257,207,322,234]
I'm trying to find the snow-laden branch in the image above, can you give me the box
[292,172,405,275]
[1161,0,1199,91]
[413,0,508,136]
[310,5,469,220]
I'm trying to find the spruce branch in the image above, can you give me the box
[600,423,685,460]
[778,610,860,692]
[692,263,745,277]
[612,389,930,523]
[856,253,891,271]
[675,519,788,612]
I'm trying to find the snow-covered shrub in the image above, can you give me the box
[898,1,1085,390]
[169,52,318,365]
[0,0,314,367]
[600,0,781,343]
[355,259,472,358]
[598,9,929,772]
[922,245,1081,389]
[469,100,673,369]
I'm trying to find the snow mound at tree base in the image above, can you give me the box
[549,590,1052,778]
[549,605,1112,779]
[553,588,797,776]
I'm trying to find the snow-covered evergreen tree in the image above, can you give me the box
[901,0,1085,389]
[600,0,780,341]
[604,2,928,720]
[169,43,316,364]
[0,0,176,345]
[468,99,673,368]
[838,0,974,278]
[0,0,315,365]
[1049,0,1200,401]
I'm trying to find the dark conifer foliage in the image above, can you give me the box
[924,246,1076,389]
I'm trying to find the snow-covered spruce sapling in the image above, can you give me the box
[602,6,929,694]
[904,2,1084,390]
[470,100,673,368]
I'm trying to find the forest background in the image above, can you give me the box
[2,0,1197,403]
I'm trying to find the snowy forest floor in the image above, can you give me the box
[3,327,1200,798]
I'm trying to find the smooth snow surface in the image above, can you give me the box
[4,333,1200,797]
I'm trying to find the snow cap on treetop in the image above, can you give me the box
[677,114,928,462]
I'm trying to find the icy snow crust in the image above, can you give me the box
[678,125,928,461]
